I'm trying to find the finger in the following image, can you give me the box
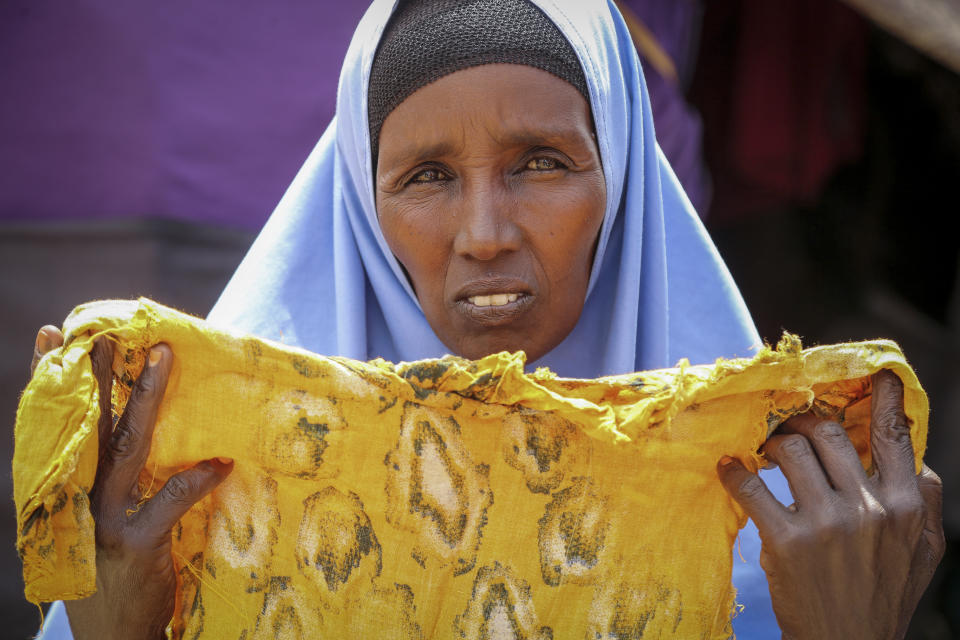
[780,412,868,492]
[762,434,833,508]
[870,369,916,487]
[916,465,945,561]
[90,337,116,472]
[97,344,173,503]
[30,325,64,376]
[717,456,792,535]
[136,458,233,537]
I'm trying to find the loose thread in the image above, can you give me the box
[142,454,162,502]
[172,550,252,627]
[35,601,45,633]
[126,461,160,517]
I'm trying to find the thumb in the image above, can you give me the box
[136,458,234,537]
[30,325,64,376]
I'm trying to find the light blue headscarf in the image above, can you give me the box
[206,0,758,377]
[41,1,789,637]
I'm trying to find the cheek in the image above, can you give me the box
[376,196,451,294]
[519,177,606,284]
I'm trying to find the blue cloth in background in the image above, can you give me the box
[40,601,70,640]
[733,467,793,636]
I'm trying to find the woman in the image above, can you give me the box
[34,0,942,637]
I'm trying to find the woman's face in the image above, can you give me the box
[375,64,605,362]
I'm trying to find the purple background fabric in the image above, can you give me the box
[621,0,709,214]
[0,1,707,229]
[0,1,367,229]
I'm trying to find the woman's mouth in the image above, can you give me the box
[466,293,521,307]
[457,292,533,326]
[453,279,535,327]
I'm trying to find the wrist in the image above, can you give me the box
[65,596,168,640]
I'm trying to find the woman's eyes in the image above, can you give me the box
[524,156,567,172]
[404,155,565,186]
[408,167,449,184]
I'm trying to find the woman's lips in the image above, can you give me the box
[453,278,535,327]
[456,292,534,326]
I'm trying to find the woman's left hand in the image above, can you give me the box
[718,369,944,640]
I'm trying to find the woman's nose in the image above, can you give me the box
[452,185,522,261]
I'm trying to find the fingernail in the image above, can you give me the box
[216,457,233,465]
[35,329,52,353]
[719,456,735,466]
[148,347,162,367]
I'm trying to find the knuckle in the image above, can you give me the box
[861,503,889,528]
[875,408,910,442]
[106,425,141,460]
[805,508,866,542]
[778,435,814,461]
[840,496,892,535]
[737,474,767,500]
[777,525,818,551]
[133,371,158,399]
[814,421,848,442]
[886,491,924,521]
[162,474,196,505]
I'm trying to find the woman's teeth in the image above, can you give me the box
[468,293,520,307]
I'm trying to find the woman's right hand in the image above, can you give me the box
[717,370,943,639]
[32,326,233,640]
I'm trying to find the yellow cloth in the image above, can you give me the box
[15,299,928,639]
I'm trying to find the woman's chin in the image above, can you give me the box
[444,333,551,364]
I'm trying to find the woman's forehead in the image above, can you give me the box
[377,64,594,163]
[365,0,590,162]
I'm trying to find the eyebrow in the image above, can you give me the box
[490,124,590,149]
[385,140,462,168]
[386,124,589,165]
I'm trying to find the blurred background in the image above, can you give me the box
[1,1,957,637]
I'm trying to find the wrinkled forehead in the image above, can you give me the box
[367,0,590,170]
[375,63,597,175]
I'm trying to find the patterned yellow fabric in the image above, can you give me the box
[15,299,928,639]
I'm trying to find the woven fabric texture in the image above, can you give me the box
[15,299,928,638]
